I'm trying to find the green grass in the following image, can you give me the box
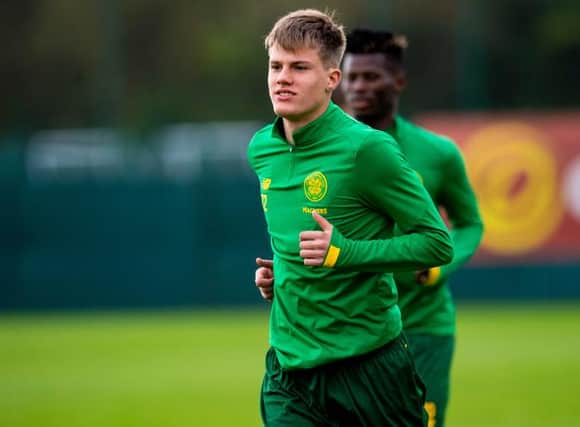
[0,304,578,427]
[447,303,580,427]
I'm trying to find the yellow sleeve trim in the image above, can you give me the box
[425,266,441,286]
[323,245,341,268]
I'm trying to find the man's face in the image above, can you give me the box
[341,53,404,121]
[268,44,340,127]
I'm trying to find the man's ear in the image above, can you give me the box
[394,71,407,93]
[327,68,342,92]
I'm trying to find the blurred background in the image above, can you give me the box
[1,1,579,426]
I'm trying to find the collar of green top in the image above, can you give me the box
[270,102,340,147]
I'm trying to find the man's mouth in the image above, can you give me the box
[275,90,296,98]
[349,98,372,109]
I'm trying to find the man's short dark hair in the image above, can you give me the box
[345,29,408,67]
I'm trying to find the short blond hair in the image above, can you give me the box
[265,9,346,68]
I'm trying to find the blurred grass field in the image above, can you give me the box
[1,304,579,427]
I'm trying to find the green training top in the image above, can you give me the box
[247,103,453,369]
[388,116,483,335]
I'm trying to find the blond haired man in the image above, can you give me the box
[248,9,453,426]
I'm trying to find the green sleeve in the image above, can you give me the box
[328,135,454,272]
[434,144,484,283]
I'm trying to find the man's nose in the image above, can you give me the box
[277,66,292,84]
[351,77,367,91]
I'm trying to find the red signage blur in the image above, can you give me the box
[415,111,580,265]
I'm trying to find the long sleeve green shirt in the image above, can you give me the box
[247,103,453,369]
[389,116,484,335]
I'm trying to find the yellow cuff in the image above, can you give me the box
[322,245,341,268]
[425,266,441,286]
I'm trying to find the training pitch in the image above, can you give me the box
[0,303,578,427]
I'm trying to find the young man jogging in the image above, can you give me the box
[249,11,453,427]
[341,29,484,427]
[258,28,484,426]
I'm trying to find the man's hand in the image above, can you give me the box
[415,270,429,285]
[255,257,274,302]
[299,212,334,266]
[415,267,441,286]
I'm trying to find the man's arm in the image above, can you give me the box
[300,135,453,272]
[426,144,483,285]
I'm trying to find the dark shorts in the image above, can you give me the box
[406,333,455,427]
[260,334,427,427]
